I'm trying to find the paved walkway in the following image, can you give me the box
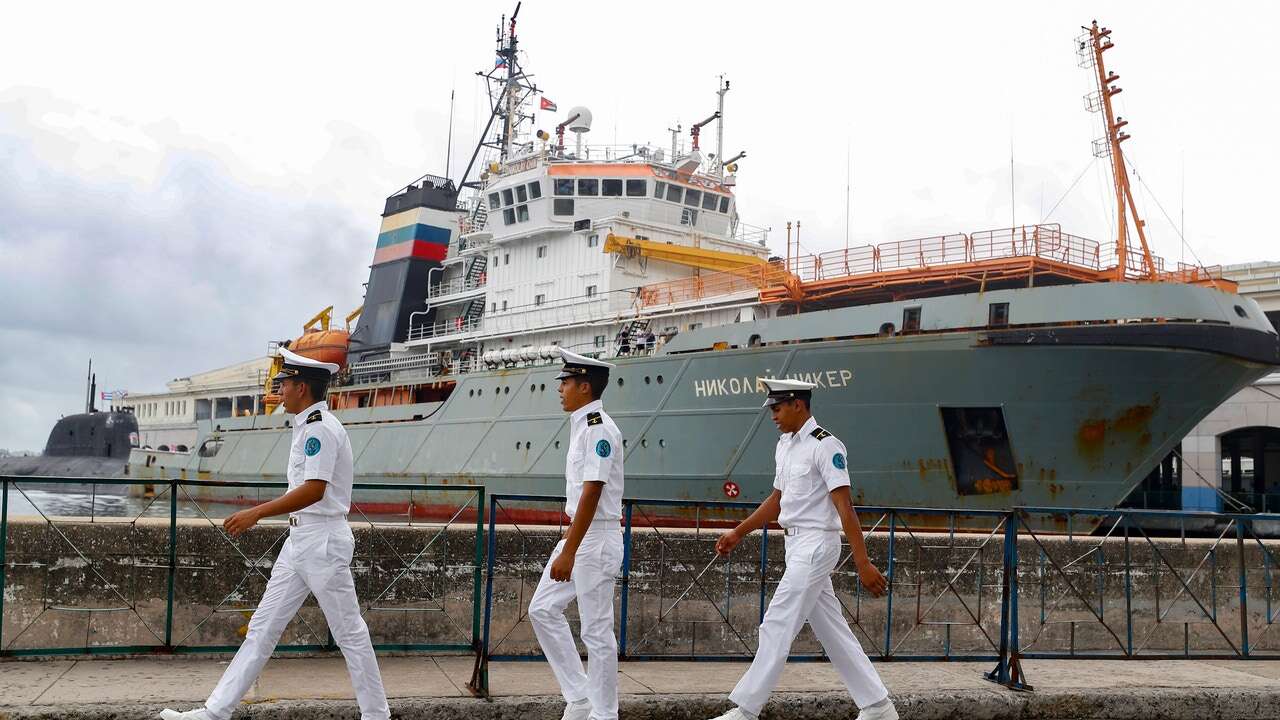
[4,656,1280,718]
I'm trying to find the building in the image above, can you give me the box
[1170,261,1280,511]
[127,356,271,451]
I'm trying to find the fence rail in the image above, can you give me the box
[6,479,1280,699]
[0,476,484,690]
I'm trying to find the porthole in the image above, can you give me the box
[478,388,483,396]
[504,386,510,395]
[623,439,628,448]
[617,377,625,387]
[659,438,666,448]
[469,389,475,397]
[657,375,664,384]
[641,438,648,448]
[1234,305,1248,318]
[644,376,651,385]
[515,441,522,449]
[530,384,536,393]
[554,440,561,449]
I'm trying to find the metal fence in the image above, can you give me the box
[0,476,484,677]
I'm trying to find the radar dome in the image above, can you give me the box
[566,106,593,133]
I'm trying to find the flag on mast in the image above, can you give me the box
[540,96,557,112]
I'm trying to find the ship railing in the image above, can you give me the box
[348,352,440,382]
[427,276,487,300]
[0,475,487,693]
[407,316,485,342]
[732,221,770,246]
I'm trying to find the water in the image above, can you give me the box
[4,487,235,520]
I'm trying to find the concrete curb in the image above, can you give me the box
[5,688,1280,720]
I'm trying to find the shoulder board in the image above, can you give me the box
[810,427,832,440]
[586,411,603,426]
[306,410,323,424]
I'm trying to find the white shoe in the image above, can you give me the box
[560,699,592,720]
[858,699,898,720]
[707,708,757,720]
[158,709,214,720]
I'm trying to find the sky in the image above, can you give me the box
[1,1,1277,451]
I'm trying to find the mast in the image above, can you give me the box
[1080,21,1157,281]
[715,76,729,178]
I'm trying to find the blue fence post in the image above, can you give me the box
[619,502,633,659]
[758,524,769,625]
[164,480,178,649]
[883,511,896,658]
[1123,513,1134,656]
[481,494,499,687]
[1237,518,1251,657]
[0,479,8,654]
[986,510,1015,685]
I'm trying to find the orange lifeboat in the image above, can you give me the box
[291,329,350,369]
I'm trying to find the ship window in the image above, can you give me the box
[902,306,922,332]
[493,254,500,265]
[989,302,1010,327]
[940,407,1019,496]
[504,253,510,265]
[492,302,497,313]
[535,294,546,306]
[688,322,702,330]
[503,208,516,225]
[594,334,606,347]
[578,178,599,196]
[626,179,646,196]
[528,181,542,199]
[537,245,548,258]
[517,204,529,222]
[684,188,702,207]
[502,300,508,310]
[586,285,597,297]
[488,192,501,208]
[516,185,528,203]
[654,181,666,198]
[553,198,574,216]
[554,178,574,196]
[502,188,515,206]
[665,184,683,203]
[702,192,719,210]
[602,179,623,196]
[680,208,698,226]
[587,233,600,248]
[719,196,730,213]
[1234,304,1248,318]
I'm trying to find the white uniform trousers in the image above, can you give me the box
[205,520,390,720]
[730,529,888,716]
[528,526,625,720]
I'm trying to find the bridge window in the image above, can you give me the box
[702,192,719,210]
[684,188,702,207]
[594,335,606,347]
[502,188,514,205]
[528,181,542,199]
[577,178,599,196]
[602,179,623,196]
[517,204,530,222]
[587,233,600,248]
[503,208,516,225]
[719,196,730,213]
[554,178,574,196]
[535,294,545,306]
[665,184,683,203]
[626,179,647,196]
[516,185,528,203]
[488,192,501,208]
[553,198,574,216]
[989,302,1010,327]
[903,306,922,332]
[680,208,698,226]
[654,181,666,198]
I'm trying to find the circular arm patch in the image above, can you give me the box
[832,452,846,470]
[305,437,322,456]
[595,439,612,458]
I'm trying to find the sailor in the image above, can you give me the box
[160,348,390,720]
[528,349,625,720]
[707,378,897,720]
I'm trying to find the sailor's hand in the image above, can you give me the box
[716,528,743,556]
[857,560,888,597]
[224,509,260,538]
[550,550,575,582]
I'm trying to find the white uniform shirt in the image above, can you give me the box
[773,416,851,530]
[287,401,354,518]
[565,399,624,521]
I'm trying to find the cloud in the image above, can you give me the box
[0,91,376,450]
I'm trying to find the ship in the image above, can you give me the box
[127,11,1280,530]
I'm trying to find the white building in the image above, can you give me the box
[127,356,271,451]
[1175,261,1280,511]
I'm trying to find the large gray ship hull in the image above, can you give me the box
[127,319,1277,530]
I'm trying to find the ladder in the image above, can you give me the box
[466,254,488,287]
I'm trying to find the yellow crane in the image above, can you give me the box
[603,233,802,300]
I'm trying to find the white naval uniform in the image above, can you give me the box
[204,401,389,720]
[729,416,888,716]
[529,399,625,720]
